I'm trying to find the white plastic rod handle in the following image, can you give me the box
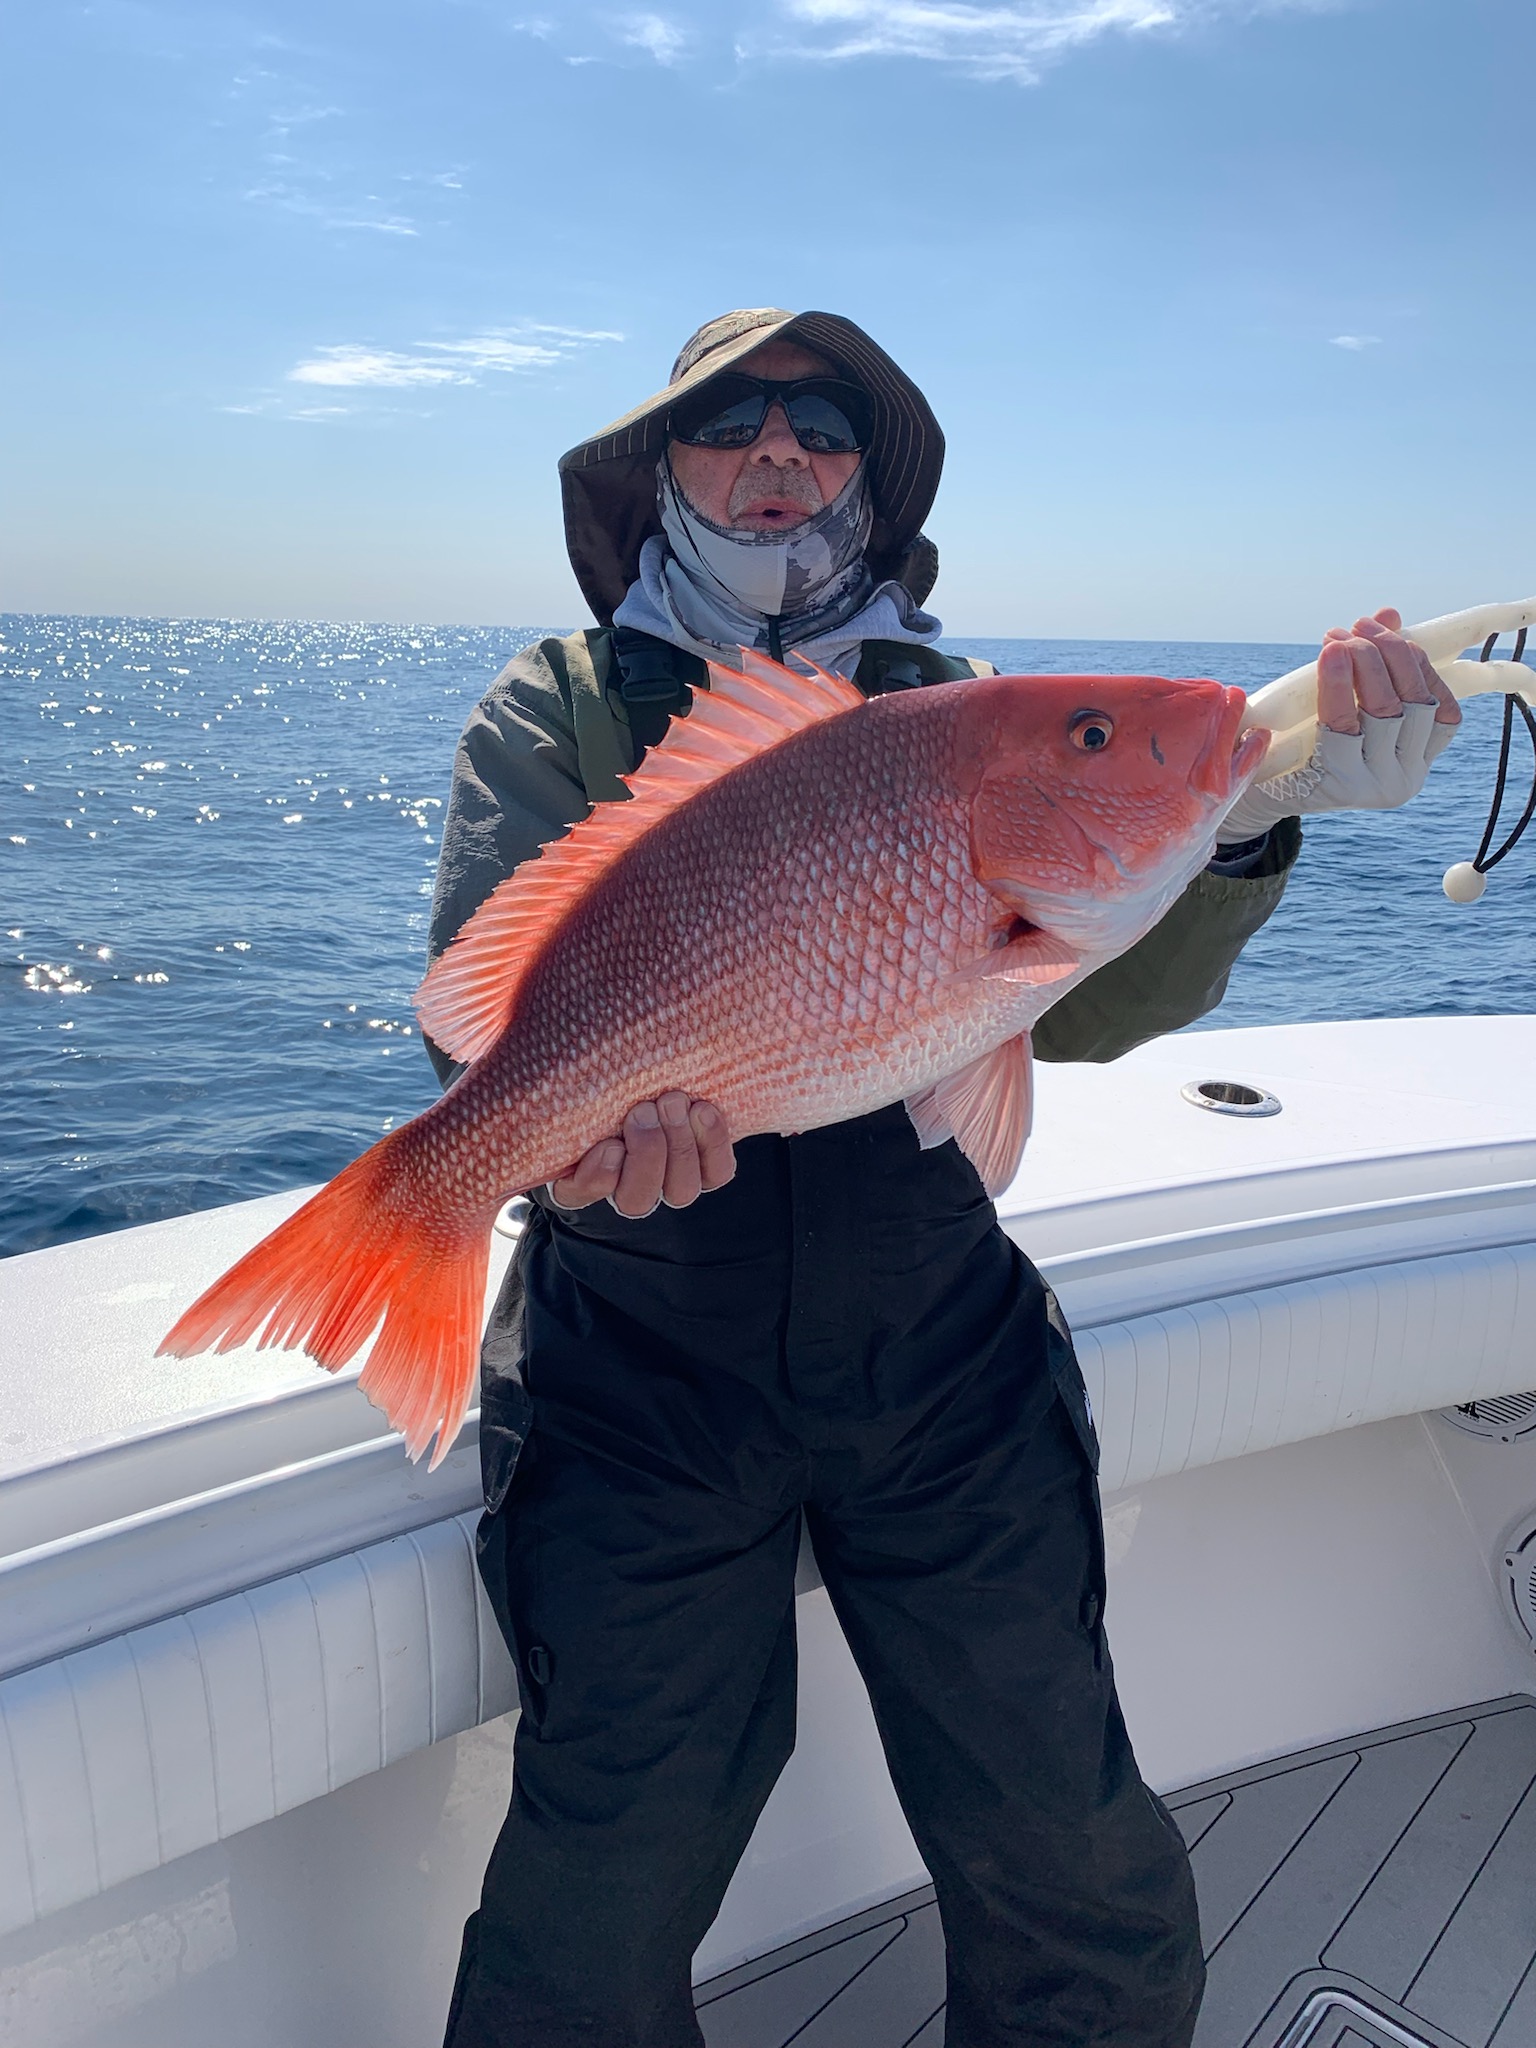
[1242,595,1536,781]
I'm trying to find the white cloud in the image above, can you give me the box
[514,8,692,68]
[505,0,1333,82]
[618,11,690,62]
[1329,333,1381,350]
[423,338,566,371]
[244,177,420,236]
[286,328,624,391]
[745,0,1316,84]
[290,348,463,389]
[331,216,420,236]
[267,103,346,132]
[515,322,628,342]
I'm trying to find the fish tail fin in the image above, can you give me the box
[158,1132,496,1469]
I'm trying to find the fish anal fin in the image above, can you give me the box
[905,1033,1034,1197]
[945,924,1079,988]
[415,648,865,1067]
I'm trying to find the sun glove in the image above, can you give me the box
[1218,702,1457,843]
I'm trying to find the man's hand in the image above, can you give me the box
[1219,606,1462,842]
[549,1093,736,1217]
[1317,608,1462,736]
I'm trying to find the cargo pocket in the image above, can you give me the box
[480,1372,532,1519]
[1043,1280,1100,1476]
[1041,1281,1109,1668]
[473,1220,541,1671]
[478,1218,541,1515]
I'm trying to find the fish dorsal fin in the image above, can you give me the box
[415,649,865,1066]
[906,1032,1034,1196]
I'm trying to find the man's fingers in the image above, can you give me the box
[550,1139,625,1209]
[1327,609,1458,726]
[1323,609,1401,647]
[1317,638,1363,734]
[1356,615,1458,721]
[657,1090,703,1209]
[1338,635,1405,723]
[1416,642,1462,724]
[690,1101,737,1192]
[551,1097,736,1216]
[612,1101,668,1216]
[1355,619,1436,706]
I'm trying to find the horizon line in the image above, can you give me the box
[0,607,1325,650]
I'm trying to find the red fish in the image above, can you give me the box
[161,653,1266,1465]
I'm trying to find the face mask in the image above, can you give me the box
[657,457,873,620]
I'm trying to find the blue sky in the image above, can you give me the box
[2,0,1529,638]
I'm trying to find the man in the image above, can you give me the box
[430,309,1459,2048]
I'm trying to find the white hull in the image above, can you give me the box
[3,1016,1534,2043]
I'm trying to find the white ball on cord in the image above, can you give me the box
[1443,862,1488,904]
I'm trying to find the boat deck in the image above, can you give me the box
[695,1696,1536,2048]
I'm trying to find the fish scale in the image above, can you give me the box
[464,700,994,1176]
[161,650,1264,1464]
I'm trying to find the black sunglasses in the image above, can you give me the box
[667,375,874,457]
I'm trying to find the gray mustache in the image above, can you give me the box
[726,463,825,522]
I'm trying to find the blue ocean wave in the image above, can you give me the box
[2,615,1531,1260]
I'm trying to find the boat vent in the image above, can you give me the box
[1181,1078,1282,1117]
[1500,1512,1536,1652]
[1440,1390,1536,1442]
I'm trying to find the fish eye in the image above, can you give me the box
[1069,710,1114,752]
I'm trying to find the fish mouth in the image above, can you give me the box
[1191,685,1244,798]
[1230,725,1271,790]
[1189,685,1262,801]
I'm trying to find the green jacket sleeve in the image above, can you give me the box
[424,631,628,1084]
[1032,817,1302,1064]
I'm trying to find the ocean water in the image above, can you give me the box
[3,614,1533,1261]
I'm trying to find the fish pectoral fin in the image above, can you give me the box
[943,924,1079,987]
[905,1033,1034,1197]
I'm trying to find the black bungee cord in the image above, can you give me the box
[1444,629,1536,901]
[1471,628,1536,876]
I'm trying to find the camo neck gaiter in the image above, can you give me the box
[611,457,941,678]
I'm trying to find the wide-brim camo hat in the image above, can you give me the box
[559,307,946,625]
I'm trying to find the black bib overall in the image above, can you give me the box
[444,1104,1204,2047]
